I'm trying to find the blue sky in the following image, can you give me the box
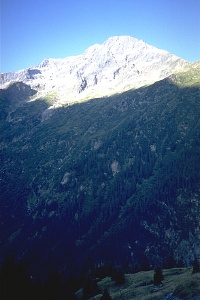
[1,0,200,72]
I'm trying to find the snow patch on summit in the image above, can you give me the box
[0,36,189,107]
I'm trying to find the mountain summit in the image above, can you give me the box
[0,37,200,288]
[1,36,189,106]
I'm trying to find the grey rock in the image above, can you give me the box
[0,36,190,107]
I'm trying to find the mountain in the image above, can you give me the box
[0,37,200,284]
[1,36,189,107]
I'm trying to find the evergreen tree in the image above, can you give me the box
[100,288,112,300]
[153,268,164,286]
[43,271,65,300]
[111,267,125,285]
[141,255,150,271]
[0,257,34,300]
[176,257,184,268]
[82,277,99,300]
[192,257,200,274]
[165,253,176,269]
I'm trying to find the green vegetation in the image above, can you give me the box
[43,91,59,105]
[173,275,200,299]
[192,257,200,274]
[175,61,200,87]
[0,65,200,280]
[78,268,200,300]
[100,289,112,300]
[153,268,163,286]
[1,259,200,300]
[111,267,125,285]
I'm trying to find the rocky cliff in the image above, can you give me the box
[1,36,189,106]
[0,38,199,279]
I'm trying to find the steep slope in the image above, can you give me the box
[0,36,189,106]
[0,62,199,278]
[77,268,200,300]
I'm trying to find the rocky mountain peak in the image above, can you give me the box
[0,35,200,285]
[103,35,141,47]
[0,36,189,106]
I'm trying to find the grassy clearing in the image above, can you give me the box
[175,61,200,87]
[81,268,200,300]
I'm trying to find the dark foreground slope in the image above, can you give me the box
[0,63,200,278]
[76,268,200,300]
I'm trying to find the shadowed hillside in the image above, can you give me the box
[0,64,200,281]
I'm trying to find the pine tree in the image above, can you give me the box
[192,257,200,274]
[100,288,112,300]
[165,253,176,269]
[82,277,99,300]
[0,257,33,299]
[141,255,150,271]
[111,267,125,285]
[154,268,164,286]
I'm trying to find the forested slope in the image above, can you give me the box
[0,63,200,277]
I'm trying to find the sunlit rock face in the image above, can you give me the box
[0,40,199,278]
[0,36,189,106]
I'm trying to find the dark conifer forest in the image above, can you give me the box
[0,62,200,299]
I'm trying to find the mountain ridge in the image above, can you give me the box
[0,65,200,278]
[0,37,200,285]
[0,36,190,107]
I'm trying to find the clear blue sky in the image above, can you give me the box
[1,0,200,73]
